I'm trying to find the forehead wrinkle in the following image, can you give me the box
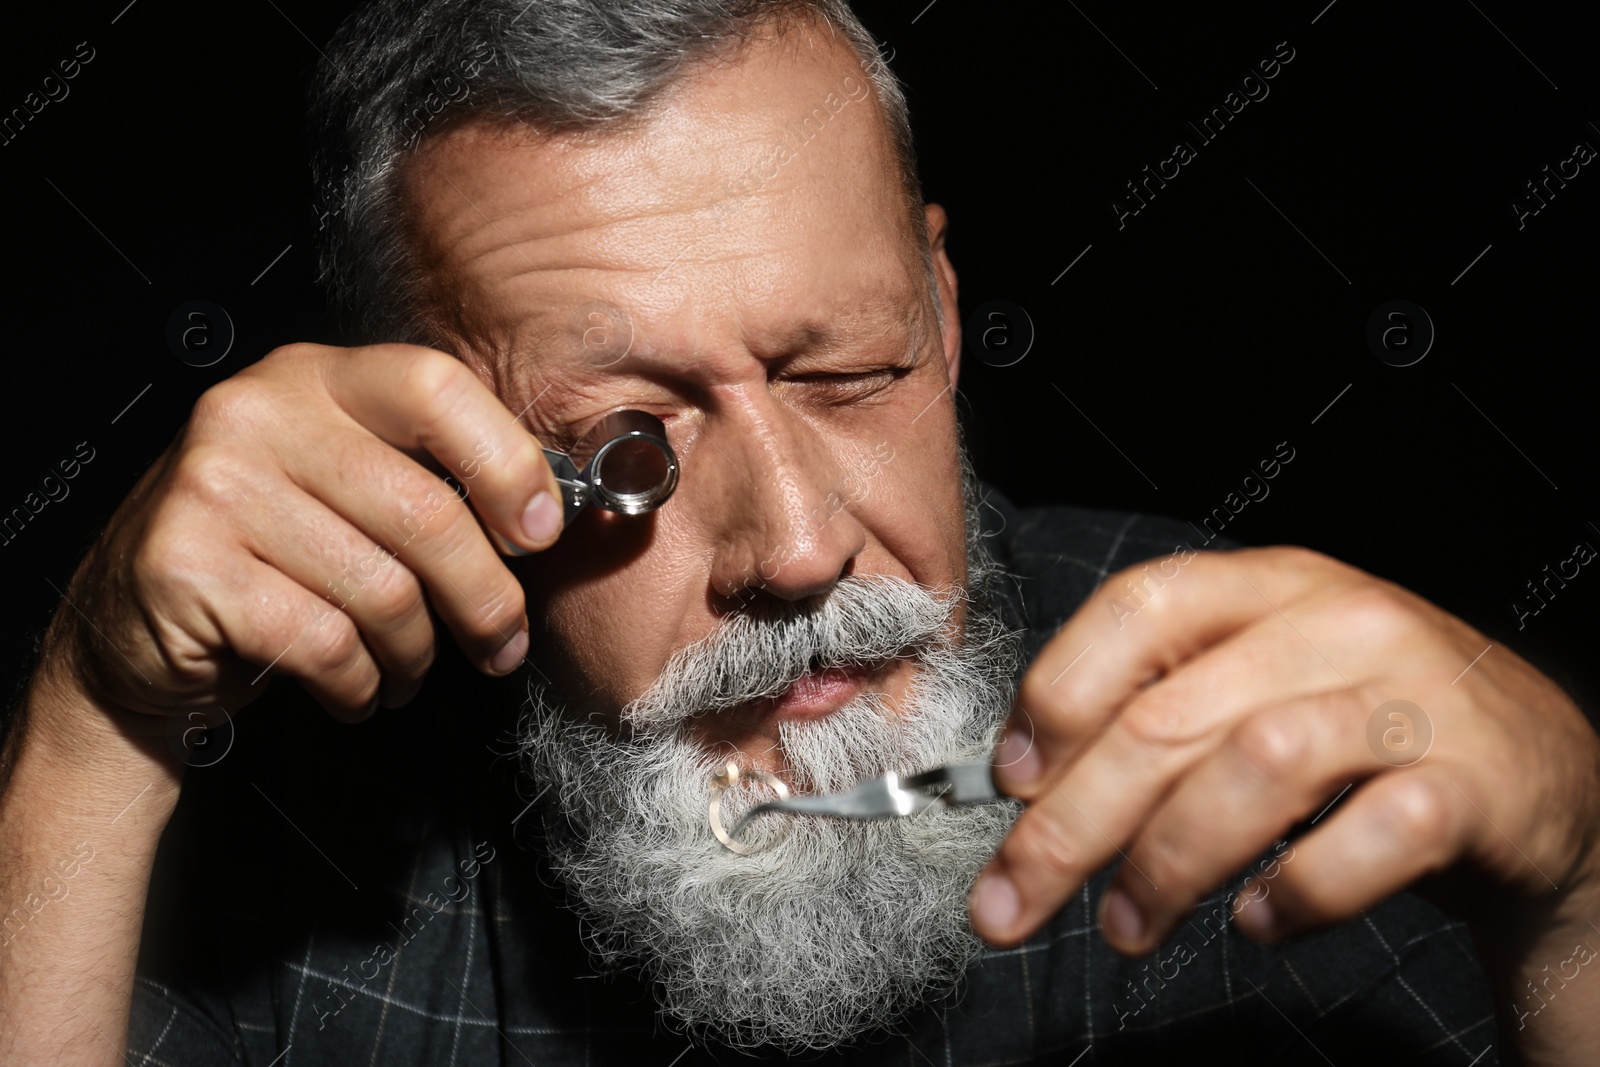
[433,180,803,320]
[458,221,924,394]
[435,206,712,288]
[402,18,924,396]
[410,137,743,297]
[409,22,904,283]
[439,224,779,378]
[515,267,921,369]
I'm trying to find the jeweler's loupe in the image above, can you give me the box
[543,410,679,527]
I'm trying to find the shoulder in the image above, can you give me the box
[975,483,1234,655]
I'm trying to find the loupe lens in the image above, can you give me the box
[574,411,679,515]
[592,437,673,511]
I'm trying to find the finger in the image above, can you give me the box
[1000,591,1352,796]
[207,555,384,722]
[978,554,1464,945]
[256,414,529,675]
[1228,766,1472,942]
[235,477,436,709]
[998,551,1452,807]
[324,344,565,551]
[1099,690,1382,955]
[999,547,1342,798]
[975,621,1367,947]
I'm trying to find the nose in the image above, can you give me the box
[701,398,867,606]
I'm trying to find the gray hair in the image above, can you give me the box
[307,0,934,348]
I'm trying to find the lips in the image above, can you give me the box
[677,656,910,763]
[746,660,883,722]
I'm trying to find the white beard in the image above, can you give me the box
[516,488,1023,1051]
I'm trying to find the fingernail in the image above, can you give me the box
[1101,887,1144,945]
[969,872,1020,934]
[491,629,529,675]
[487,527,532,557]
[521,491,562,545]
[1233,891,1277,940]
[379,679,423,710]
[994,727,1042,789]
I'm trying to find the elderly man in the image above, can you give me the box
[2,0,1597,1063]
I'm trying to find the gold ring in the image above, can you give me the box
[708,760,789,855]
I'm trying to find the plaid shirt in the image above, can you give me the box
[128,487,1501,1065]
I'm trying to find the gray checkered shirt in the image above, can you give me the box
[127,487,1501,1065]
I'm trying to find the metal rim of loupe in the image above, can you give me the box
[708,761,789,855]
[588,430,679,514]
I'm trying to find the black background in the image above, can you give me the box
[2,0,1596,716]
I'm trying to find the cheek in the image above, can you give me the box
[855,406,967,592]
[522,517,693,707]
[520,406,969,702]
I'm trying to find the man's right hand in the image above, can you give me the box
[1,342,562,1065]
[46,341,563,731]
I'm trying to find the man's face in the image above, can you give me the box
[401,16,965,769]
[399,21,1019,1048]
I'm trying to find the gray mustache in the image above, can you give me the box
[620,575,956,730]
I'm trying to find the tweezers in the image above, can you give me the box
[729,760,1005,842]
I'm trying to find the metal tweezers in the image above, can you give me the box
[729,760,1005,842]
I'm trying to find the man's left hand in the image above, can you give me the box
[968,546,1600,979]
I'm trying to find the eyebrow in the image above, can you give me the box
[515,283,926,370]
[501,279,932,430]
[749,290,931,363]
